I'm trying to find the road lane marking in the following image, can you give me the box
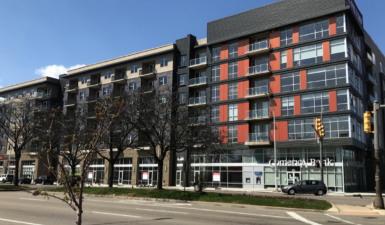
[19,198,45,201]
[325,214,357,224]
[0,218,43,225]
[287,212,322,225]
[92,211,141,218]
[136,208,188,214]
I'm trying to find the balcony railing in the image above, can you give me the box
[65,99,76,105]
[190,57,207,67]
[112,73,126,81]
[245,41,269,54]
[245,86,269,97]
[87,79,100,86]
[367,73,377,85]
[36,92,50,98]
[188,97,206,105]
[68,84,78,91]
[246,133,270,143]
[189,77,207,86]
[140,67,156,75]
[189,116,206,124]
[245,109,269,120]
[86,95,99,102]
[246,64,269,75]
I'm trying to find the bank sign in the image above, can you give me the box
[269,158,334,168]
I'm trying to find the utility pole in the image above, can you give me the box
[312,108,325,182]
[373,101,384,209]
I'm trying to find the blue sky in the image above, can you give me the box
[0,0,382,88]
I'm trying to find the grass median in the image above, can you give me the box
[46,187,332,210]
[0,185,29,191]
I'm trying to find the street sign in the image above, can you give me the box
[213,172,220,181]
[142,172,148,180]
[88,172,93,179]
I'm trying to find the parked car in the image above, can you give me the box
[18,177,32,184]
[0,174,14,183]
[282,180,327,196]
[33,175,55,185]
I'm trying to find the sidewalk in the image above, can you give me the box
[333,204,385,215]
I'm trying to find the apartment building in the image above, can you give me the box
[0,77,62,179]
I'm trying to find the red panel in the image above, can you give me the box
[300,70,307,90]
[238,102,249,121]
[293,24,299,43]
[329,15,337,35]
[270,74,281,94]
[238,124,249,143]
[238,38,249,56]
[323,41,330,62]
[287,49,293,68]
[271,121,288,141]
[220,84,228,101]
[220,43,228,60]
[270,98,281,117]
[219,105,228,122]
[219,126,228,143]
[220,63,228,80]
[238,59,249,77]
[269,29,280,48]
[269,52,280,71]
[294,96,301,115]
[329,90,337,112]
[238,80,249,99]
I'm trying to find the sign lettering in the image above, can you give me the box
[269,158,335,168]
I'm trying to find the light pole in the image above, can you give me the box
[373,101,384,209]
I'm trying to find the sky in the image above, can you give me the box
[0,0,383,88]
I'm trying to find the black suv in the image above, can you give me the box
[33,175,55,185]
[282,180,327,196]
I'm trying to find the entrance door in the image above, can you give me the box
[287,172,300,185]
[194,171,200,183]
[148,171,153,186]
[176,171,181,186]
[118,171,123,185]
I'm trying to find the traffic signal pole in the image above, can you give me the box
[373,101,384,209]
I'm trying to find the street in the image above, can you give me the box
[0,191,382,225]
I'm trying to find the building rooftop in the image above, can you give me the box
[0,77,59,94]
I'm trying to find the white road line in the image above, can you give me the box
[0,218,43,225]
[287,212,322,225]
[92,211,141,218]
[19,198,45,201]
[325,214,356,224]
[136,208,188,214]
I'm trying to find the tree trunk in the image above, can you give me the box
[77,179,84,225]
[14,152,20,186]
[108,160,114,188]
[71,164,76,177]
[157,160,163,190]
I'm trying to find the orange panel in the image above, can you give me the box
[270,98,281,117]
[220,63,228,80]
[238,102,249,120]
[300,70,307,90]
[220,84,228,101]
[237,124,249,143]
[238,80,249,99]
[220,43,228,60]
[219,126,228,143]
[269,52,280,71]
[269,29,280,48]
[294,96,301,115]
[220,105,228,122]
[270,74,281,94]
[271,121,288,141]
[329,15,337,35]
[293,24,299,43]
[238,59,249,77]
[323,41,330,62]
[329,90,337,112]
[238,38,249,56]
[287,49,293,68]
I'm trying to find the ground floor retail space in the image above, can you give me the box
[0,154,49,180]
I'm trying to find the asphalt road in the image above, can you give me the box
[0,191,382,225]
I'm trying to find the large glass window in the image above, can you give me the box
[301,92,329,114]
[228,83,238,100]
[330,39,346,60]
[228,125,238,143]
[228,104,238,121]
[293,43,323,67]
[179,55,186,67]
[229,42,238,58]
[212,46,220,62]
[281,72,300,92]
[211,86,220,102]
[179,74,186,86]
[281,97,294,116]
[323,116,349,138]
[211,106,219,122]
[252,58,269,73]
[299,18,329,42]
[337,90,348,111]
[280,27,293,46]
[350,92,357,113]
[159,76,167,85]
[281,51,287,69]
[336,14,345,34]
[307,64,346,89]
[228,62,238,79]
[288,119,315,140]
[211,65,220,82]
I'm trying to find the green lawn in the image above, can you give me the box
[0,185,29,191]
[46,187,332,210]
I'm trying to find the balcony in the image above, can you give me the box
[245,86,269,99]
[139,67,156,79]
[189,77,207,88]
[367,73,377,86]
[245,42,269,56]
[246,65,270,77]
[66,84,78,93]
[36,92,50,99]
[64,99,76,107]
[189,116,206,126]
[112,74,126,84]
[245,133,271,146]
[245,109,270,121]
[188,97,206,107]
[86,95,99,103]
[87,110,96,119]
[87,79,101,89]
[366,53,375,66]
[189,57,207,69]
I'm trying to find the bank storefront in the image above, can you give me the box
[188,147,365,192]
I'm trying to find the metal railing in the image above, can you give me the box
[140,67,156,75]
[368,73,377,85]
[36,92,50,98]
[86,95,99,102]
[245,86,269,97]
[246,64,269,75]
[65,99,76,105]
[112,73,125,81]
[68,84,78,91]
[189,76,207,86]
[189,116,206,124]
[245,41,269,53]
[188,97,206,105]
[87,79,100,86]
[246,133,270,143]
[190,57,207,66]
[246,109,269,120]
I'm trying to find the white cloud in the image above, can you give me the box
[35,64,86,78]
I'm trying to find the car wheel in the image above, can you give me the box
[317,189,324,196]
[288,189,296,195]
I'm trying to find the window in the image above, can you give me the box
[281,51,287,69]
[129,82,136,90]
[104,71,111,79]
[228,62,238,79]
[160,58,168,67]
[307,64,346,89]
[281,72,300,92]
[15,93,18,98]
[229,42,238,58]
[211,65,220,82]
[131,65,138,73]
[159,76,167,85]
[8,144,13,150]
[81,77,87,84]
[228,83,238,100]
[281,97,294,116]
[179,55,186,67]
[323,116,349,138]
[336,14,345,34]
[280,27,293,46]
[211,106,219,122]
[251,58,269,73]
[301,92,329,114]
[330,39,346,60]
[337,90,348,111]
[228,104,238,121]
[228,125,237,143]
[288,119,315,140]
[179,93,186,104]
[22,91,26,97]
[127,135,134,143]
[299,18,329,42]
[293,43,323,66]
[211,86,220,102]
[159,95,167,104]
[7,95,11,101]
[179,74,186,86]
[80,92,86,100]
[103,87,110,96]
[30,89,35,96]
[350,92,357,113]
[212,46,220,62]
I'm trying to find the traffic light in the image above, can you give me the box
[319,124,325,137]
[315,118,321,131]
[364,111,372,133]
